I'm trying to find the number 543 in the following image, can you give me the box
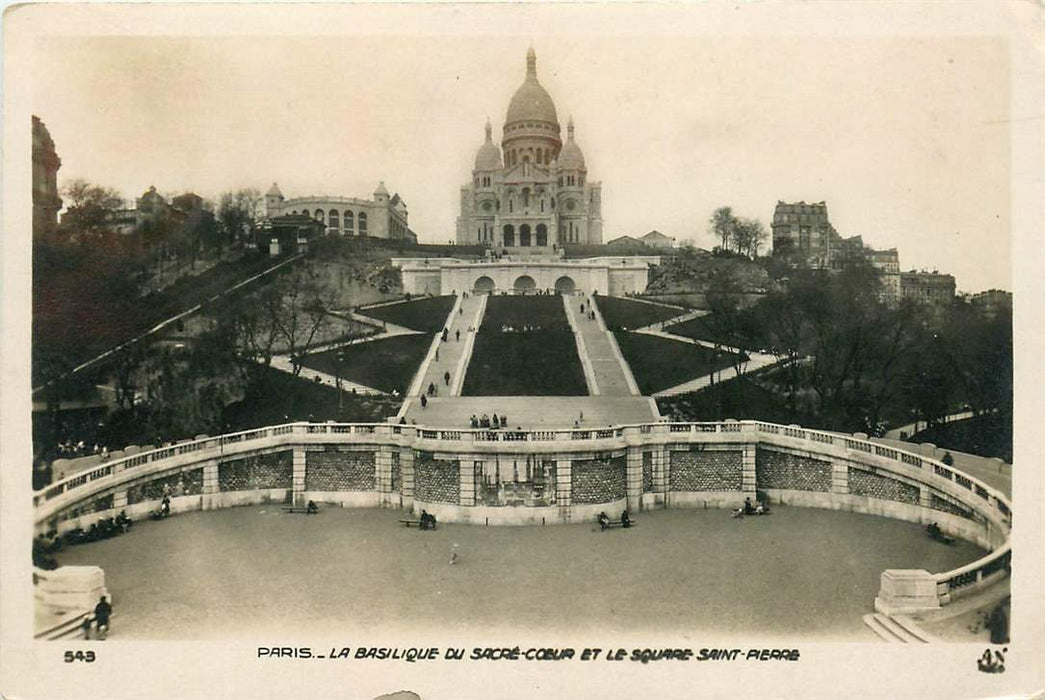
[64,650,95,663]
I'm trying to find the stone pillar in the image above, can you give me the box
[375,446,394,496]
[919,485,933,511]
[112,490,128,510]
[401,448,416,510]
[459,458,476,507]
[556,457,572,520]
[292,446,307,506]
[653,447,669,506]
[625,446,642,512]
[201,459,220,511]
[832,460,849,495]
[741,443,757,498]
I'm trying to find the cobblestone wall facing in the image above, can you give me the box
[669,449,742,491]
[60,494,115,521]
[848,467,919,504]
[391,452,401,493]
[931,493,974,520]
[755,449,832,492]
[571,456,626,504]
[127,468,204,504]
[414,454,460,504]
[306,450,376,491]
[219,451,293,492]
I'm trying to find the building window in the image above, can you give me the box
[315,209,325,223]
[503,224,515,247]
[358,212,368,235]
[329,210,340,231]
[520,224,531,247]
[522,188,530,209]
[345,210,354,234]
[536,224,547,247]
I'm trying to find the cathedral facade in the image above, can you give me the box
[456,49,603,250]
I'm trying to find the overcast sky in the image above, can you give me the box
[29,12,1011,293]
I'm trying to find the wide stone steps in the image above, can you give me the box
[861,613,932,643]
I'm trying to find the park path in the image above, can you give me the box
[640,329,782,397]
[632,307,707,333]
[564,295,639,396]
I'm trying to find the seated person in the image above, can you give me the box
[306,500,319,515]
[428,513,437,530]
[470,415,479,429]
[744,497,755,515]
[420,510,430,530]
[621,510,631,528]
[116,510,133,531]
[755,501,767,515]
[597,512,610,531]
[731,507,744,518]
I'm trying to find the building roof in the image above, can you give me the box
[642,230,673,241]
[374,181,389,197]
[606,235,641,245]
[266,182,283,197]
[505,48,559,126]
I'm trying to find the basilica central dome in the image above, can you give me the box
[505,47,559,126]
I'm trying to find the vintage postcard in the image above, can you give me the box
[2,2,1043,698]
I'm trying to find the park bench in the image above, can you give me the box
[601,519,635,530]
[399,519,422,527]
[283,505,318,515]
[928,529,955,545]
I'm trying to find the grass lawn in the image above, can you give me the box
[911,413,1012,462]
[594,295,684,330]
[463,296,587,396]
[299,333,432,394]
[614,331,739,394]
[358,296,455,333]
[224,365,401,427]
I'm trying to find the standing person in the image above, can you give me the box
[450,543,459,565]
[456,329,461,342]
[420,394,428,409]
[444,370,451,386]
[93,596,112,639]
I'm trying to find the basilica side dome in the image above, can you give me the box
[557,118,586,171]
[474,119,503,171]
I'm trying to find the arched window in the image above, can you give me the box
[329,209,340,231]
[508,197,513,213]
[345,210,354,234]
[315,209,325,223]
[520,224,531,247]
[358,212,368,235]
[503,224,515,247]
[558,176,563,187]
[536,224,548,247]
[522,188,530,208]
[540,198,544,213]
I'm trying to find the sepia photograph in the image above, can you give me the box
[2,2,1043,698]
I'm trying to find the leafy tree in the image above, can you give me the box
[57,179,124,240]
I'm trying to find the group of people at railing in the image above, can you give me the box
[470,413,510,430]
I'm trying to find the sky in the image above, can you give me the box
[28,11,1012,293]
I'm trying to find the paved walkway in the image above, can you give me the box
[411,294,485,400]
[883,409,998,441]
[633,307,707,333]
[640,329,783,397]
[566,295,639,396]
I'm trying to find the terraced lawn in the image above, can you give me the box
[614,331,740,394]
[594,295,685,330]
[358,295,455,333]
[462,296,587,396]
[299,333,432,394]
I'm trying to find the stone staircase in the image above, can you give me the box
[861,613,937,643]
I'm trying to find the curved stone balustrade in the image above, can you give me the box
[33,420,1011,611]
